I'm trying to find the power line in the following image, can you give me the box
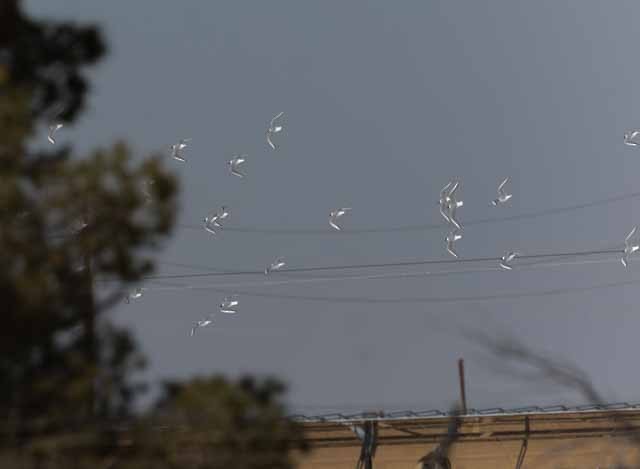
[131,248,619,282]
[139,256,631,304]
[178,189,640,236]
[146,273,640,305]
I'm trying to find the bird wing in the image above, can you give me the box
[440,182,452,198]
[448,214,462,230]
[448,180,460,196]
[626,227,637,243]
[439,205,451,223]
[47,125,61,144]
[329,219,341,231]
[498,177,509,192]
[266,132,276,150]
[270,112,284,127]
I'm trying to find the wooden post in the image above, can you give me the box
[458,358,467,415]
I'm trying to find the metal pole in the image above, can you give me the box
[458,358,467,415]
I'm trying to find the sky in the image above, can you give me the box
[24,0,640,414]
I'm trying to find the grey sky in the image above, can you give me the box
[25,0,640,413]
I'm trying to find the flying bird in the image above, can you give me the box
[350,425,367,442]
[219,296,239,314]
[447,199,464,230]
[445,230,462,258]
[491,177,513,206]
[190,316,214,336]
[438,181,453,224]
[216,206,230,223]
[73,218,88,234]
[265,257,286,274]
[47,123,63,145]
[203,213,219,235]
[228,154,247,178]
[202,206,229,235]
[438,180,463,229]
[624,130,640,147]
[266,112,284,150]
[445,180,464,229]
[622,227,639,267]
[124,287,143,304]
[499,251,519,270]
[170,138,191,162]
[329,207,352,231]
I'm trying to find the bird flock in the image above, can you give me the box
[47,119,640,335]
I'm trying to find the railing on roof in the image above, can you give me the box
[288,401,640,423]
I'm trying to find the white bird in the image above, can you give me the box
[203,214,219,235]
[216,206,230,223]
[228,155,247,178]
[438,181,453,224]
[169,138,191,162]
[190,316,214,336]
[438,180,463,229]
[622,227,640,267]
[47,123,63,145]
[350,425,367,442]
[266,112,284,150]
[447,199,464,230]
[446,230,463,258]
[265,257,286,274]
[220,296,239,314]
[499,251,519,270]
[202,206,229,234]
[124,287,143,304]
[73,217,88,235]
[491,177,513,206]
[448,181,464,225]
[329,207,352,231]
[624,130,640,147]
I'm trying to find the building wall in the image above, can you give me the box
[296,410,640,469]
[298,438,639,468]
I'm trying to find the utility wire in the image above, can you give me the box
[118,248,619,283]
[140,257,624,301]
[142,272,640,305]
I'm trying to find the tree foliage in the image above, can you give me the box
[0,2,307,467]
[122,376,309,469]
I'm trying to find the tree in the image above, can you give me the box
[0,0,177,458]
[0,3,308,468]
[120,376,309,469]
